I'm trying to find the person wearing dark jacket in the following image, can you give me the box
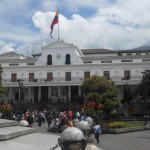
[46,113,53,128]
[26,113,34,127]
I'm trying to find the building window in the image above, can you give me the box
[27,63,34,65]
[47,55,52,65]
[142,59,150,62]
[84,61,92,63]
[123,70,130,80]
[65,72,71,81]
[101,60,112,63]
[145,70,150,72]
[103,71,110,80]
[9,64,19,66]
[11,73,17,82]
[121,60,133,62]
[84,71,90,79]
[47,72,53,81]
[136,53,141,55]
[15,92,19,101]
[118,52,122,56]
[65,54,71,65]
[127,53,132,56]
[29,73,34,82]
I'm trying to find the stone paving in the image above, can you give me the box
[99,130,150,150]
[33,121,150,150]
[0,119,102,150]
[0,119,149,150]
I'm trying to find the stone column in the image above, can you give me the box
[68,86,71,103]
[9,87,12,101]
[38,87,41,103]
[78,86,81,96]
[58,86,61,99]
[48,86,52,100]
[28,87,31,103]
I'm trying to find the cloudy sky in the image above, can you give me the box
[0,0,150,56]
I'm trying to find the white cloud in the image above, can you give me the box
[1,0,150,55]
[32,0,150,50]
[32,11,51,35]
[0,41,15,54]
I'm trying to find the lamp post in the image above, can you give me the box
[17,79,24,115]
[141,71,149,126]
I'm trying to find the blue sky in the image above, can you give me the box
[0,0,150,55]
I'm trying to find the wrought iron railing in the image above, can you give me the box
[2,76,142,84]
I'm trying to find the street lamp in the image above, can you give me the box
[17,79,24,115]
[141,71,149,126]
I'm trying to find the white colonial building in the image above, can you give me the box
[0,40,150,104]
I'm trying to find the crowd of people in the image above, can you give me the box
[11,108,101,143]
[11,109,82,129]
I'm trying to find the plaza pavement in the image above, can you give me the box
[33,121,150,150]
[0,119,101,150]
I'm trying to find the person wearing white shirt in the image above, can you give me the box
[94,123,101,143]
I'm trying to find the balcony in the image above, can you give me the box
[2,77,84,87]
[2,76,142,87]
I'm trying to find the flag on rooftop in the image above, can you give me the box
[50,8,59,38]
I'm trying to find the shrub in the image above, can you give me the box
[0,103,13,118]
[108,122,127,128]
[81,101,103,120]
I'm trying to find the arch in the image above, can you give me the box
[65,54,71,64]
[47,55,52,65]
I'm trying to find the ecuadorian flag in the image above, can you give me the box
[50,8,59,38]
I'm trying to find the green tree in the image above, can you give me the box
[0,66,7,98]
[123,84,135,105]
[81,75,121,119]
[135,72,150,100]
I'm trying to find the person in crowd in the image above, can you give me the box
[12,114,16,120]
[60,114,68,131]
[81,113,86,121]
[54,118,60,133]
[21,114,25,120]
[16,114,20,123]
[67,110,73,127]
[94,122,101,143]
[24,112,29,120]
[26,112,34,127]
[52,109,57,121]
[73,115,80,127]
[42,111,46,124]
[46,112,53,128]
[34,110,38,122]
[0,112,2,118]
[38,111,43,127]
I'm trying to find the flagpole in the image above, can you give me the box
[58,7,60,41]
